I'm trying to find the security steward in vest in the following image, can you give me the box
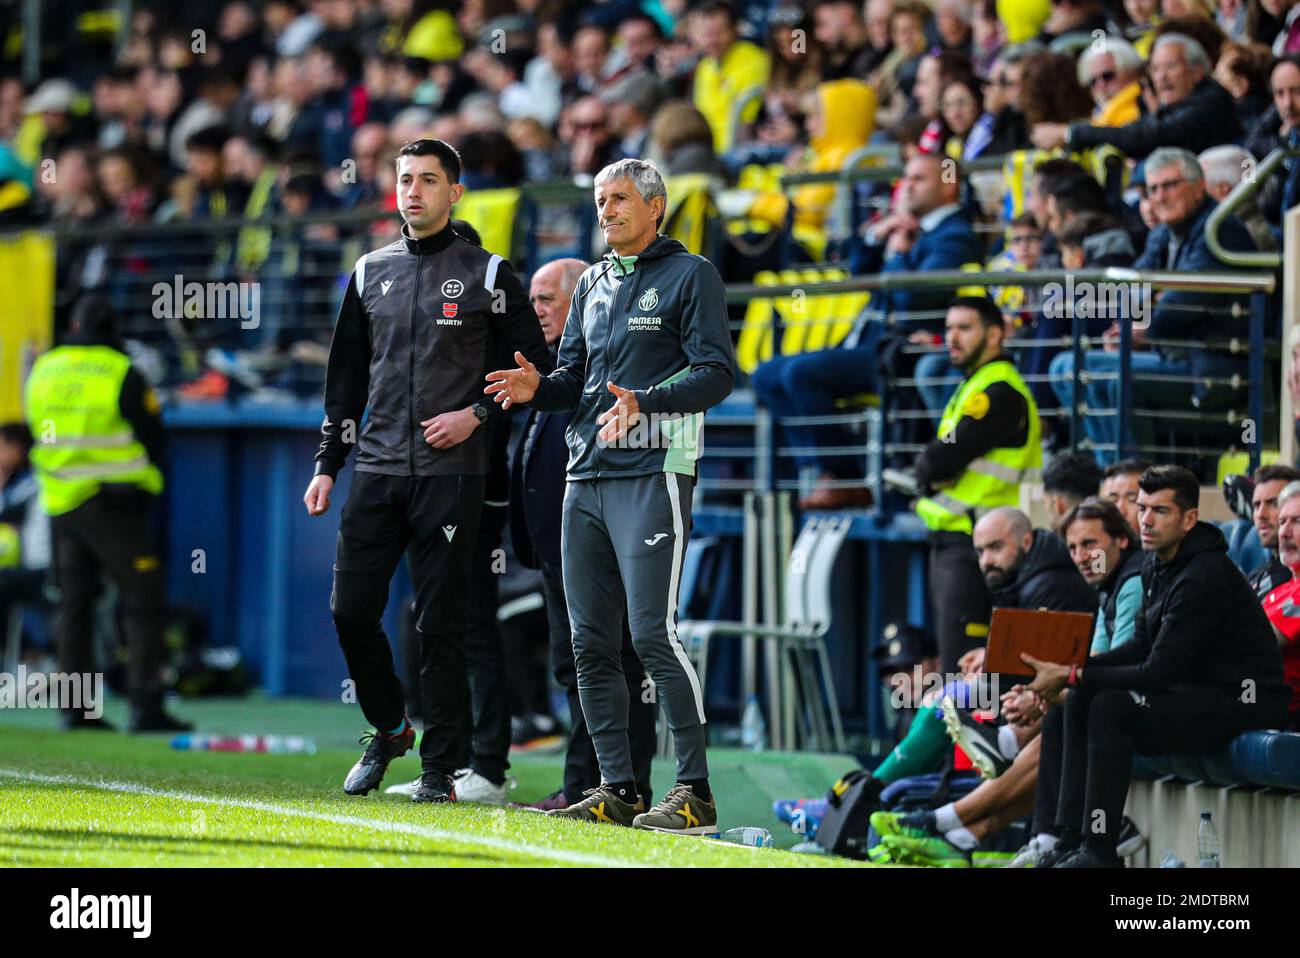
[903,295,1041,673]
[24,294,191,732]
[303,138,553,804]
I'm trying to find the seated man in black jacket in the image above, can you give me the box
[974,507,1099,615]
[1030,33,1242,157]
[1024,465,1291,867]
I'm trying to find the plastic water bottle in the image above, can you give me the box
[1160,850,1186,868]
[740,696,767,751]
[720,826,774,848]
[1197,812,1220,868]
[171,734,317,755]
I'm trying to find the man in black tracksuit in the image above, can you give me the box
[304,139,552,802]
[1025,465,1291,867]
[487,159,735,833]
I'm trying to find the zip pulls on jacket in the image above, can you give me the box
[600,253,643,477]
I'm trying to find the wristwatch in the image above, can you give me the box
[470,402,489,425]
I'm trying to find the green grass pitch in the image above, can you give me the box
[0,696,865,868]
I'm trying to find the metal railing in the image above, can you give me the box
[1205,146,1297,269]
[701,267,1278,504]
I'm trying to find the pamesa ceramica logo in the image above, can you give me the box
[638,287,659,312]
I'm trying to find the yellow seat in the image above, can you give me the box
[736,267,872,377]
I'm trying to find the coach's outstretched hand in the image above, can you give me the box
[484,351,540,410]
[304,474,334,516]
[597,382,640,443]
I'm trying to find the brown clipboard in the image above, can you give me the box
[984,607,1094,675]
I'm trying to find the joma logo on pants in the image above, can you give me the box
[50,888,152,938]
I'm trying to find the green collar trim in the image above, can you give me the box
[608,253,638,275]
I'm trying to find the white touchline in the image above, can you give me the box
[0,768,643,868]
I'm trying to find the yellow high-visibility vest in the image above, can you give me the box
[916,358,1041,534]
[25,345,163,516]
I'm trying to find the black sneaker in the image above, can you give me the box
[411,770,457,804]
[1054,845,1124,868]
[1038,839,1080,869]
[343,724,416,795]
[940,695,1011,779]
[128,709,194,733]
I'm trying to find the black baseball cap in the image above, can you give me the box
[874,623,937,672]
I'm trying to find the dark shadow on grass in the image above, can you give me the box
[0,827,507,865]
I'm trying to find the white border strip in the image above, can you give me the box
[0,768,637,868]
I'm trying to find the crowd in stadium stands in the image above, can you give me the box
[779,461,1300,865]
[2,1,1298,412]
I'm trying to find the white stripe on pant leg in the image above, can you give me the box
[665,473,707,724]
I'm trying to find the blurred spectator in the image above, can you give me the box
[337,123,390,208]
[459,130,525,187]
[1154,14,1230,65]
[1056,210,1138,267]
[934,0,976,56]
[766,5,826,115]
[1245,54,1300,226]
[611,13,666,77]
[691,0,771,153]
[507,116,564,180]
[573,24,612,93]
[1021,49,1097,145]
[374,0,466,63]
[92,67,145,151]
[559,95,617,176]
[968,43,1037,157]
[1077,37,1145,127]
[185,126,250,221]
[458,90,507,133]
[168,69,243,170]
[96,147,158,225]
[1033,34,1243,157]
[1036,0,1114,44]
[1199,143,1279,251]
[464,47,546,123]
[869,0,932,131]
[740,79,876,247]
[1050,147,1259,462]
[23,79,90,163]
[1215,40,1278,130]
[940,74,985,159]
[36,145,102,228]
[648,101,731,181]
[301,40,368,168]
[600,71,664,160]
[813,0,879,80]
[217,1,268,80]
[1268,0,1300,52]
[1100,458,1151,530]
[971,0,1008,74]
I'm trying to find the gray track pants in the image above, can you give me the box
[561,472,708,784]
